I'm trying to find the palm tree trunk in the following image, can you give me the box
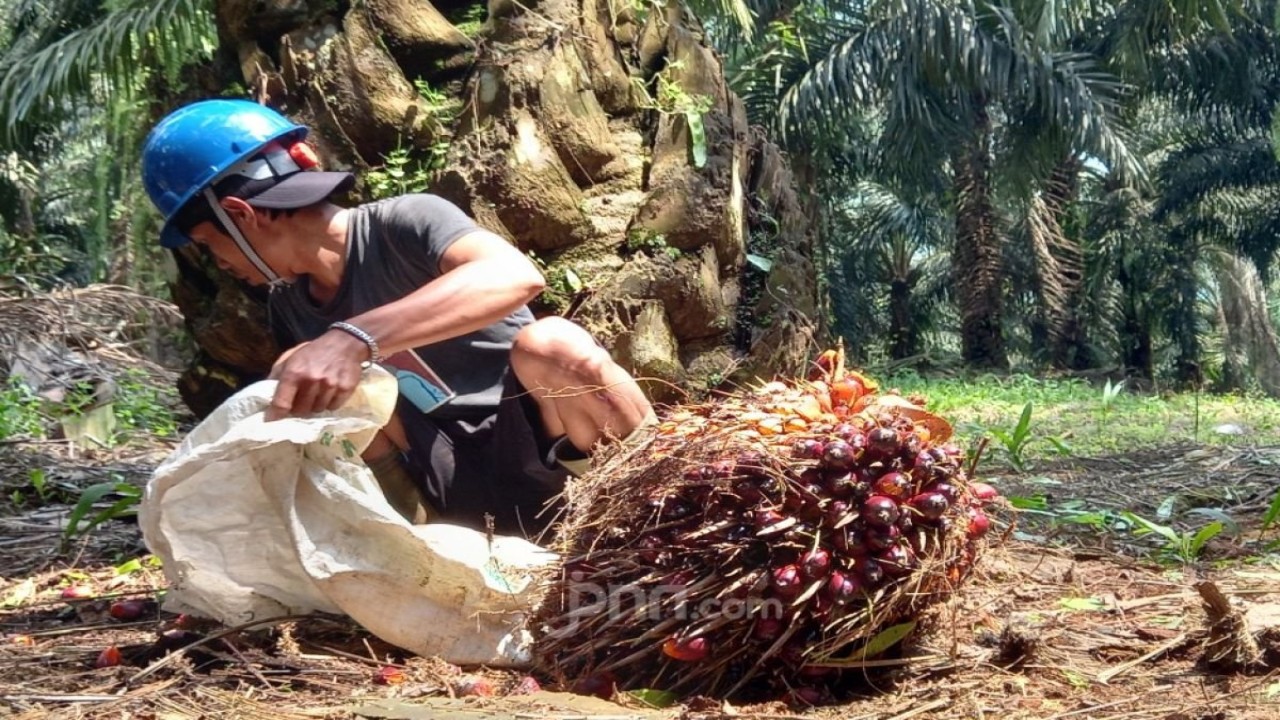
[168,0,819,415]
[888,276,917,360]
[952,100,1007,370]
[1116,263,1153,380]
[1171,237,1203,388]
[1030,155,1087,369]
[1215,252,1280,397]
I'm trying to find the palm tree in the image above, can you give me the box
[0,0,823,414]
[733,0,1139,369]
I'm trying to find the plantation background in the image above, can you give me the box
[1,0,1279,718]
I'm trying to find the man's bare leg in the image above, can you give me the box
[509,317,656,470]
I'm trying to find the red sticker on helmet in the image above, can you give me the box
[288,142,320,169]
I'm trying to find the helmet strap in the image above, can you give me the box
[201,188,289,288]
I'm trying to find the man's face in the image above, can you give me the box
[188,220,271,285]
[185,199,290,285]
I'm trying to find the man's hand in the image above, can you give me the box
[266,330,370,421]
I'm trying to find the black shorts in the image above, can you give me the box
[397,369,570,538]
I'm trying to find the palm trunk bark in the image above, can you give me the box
[888,276,917,360]
[1030,155,1087,369]
[1116,263,1153,380]
[1171,236,1203,388]
[167,0,819,415]
[1215,252,1280,397]
[952,100,1007,370]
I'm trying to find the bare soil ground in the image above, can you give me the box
[2,434,1278,720]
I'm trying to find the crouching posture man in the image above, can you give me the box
[141,99,654,534]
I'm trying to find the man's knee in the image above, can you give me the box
[511,317,612,383]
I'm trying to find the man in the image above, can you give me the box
[141,98,655,534]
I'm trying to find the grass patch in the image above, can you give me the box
[881,370,1280,466]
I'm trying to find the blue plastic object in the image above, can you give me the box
[141,99,307,247]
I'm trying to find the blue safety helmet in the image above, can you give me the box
[141,99,349,249]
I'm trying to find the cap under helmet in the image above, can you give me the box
[141,99,353,249]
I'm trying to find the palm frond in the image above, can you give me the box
[0,0,216,144]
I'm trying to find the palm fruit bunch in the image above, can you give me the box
[532,346,1007,702]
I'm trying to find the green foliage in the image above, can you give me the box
[986,401,1036,472]
[447,3,488,38]
[625,229,681,260]
[113,368,180,439]
[883,371,1280,462]
[365,140,449,200]
[1121,511,1227,565]
[0,376,44,439]
[63,476,142,546]
[0,370,178,444]
[0,0,217,140]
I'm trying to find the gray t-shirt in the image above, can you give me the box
[267,194,534,419]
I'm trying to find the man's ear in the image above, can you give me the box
[218,196,258,226]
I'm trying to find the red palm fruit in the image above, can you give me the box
[707,459,735,479]
[801,480,826,498]
[867,427,900,455]
[865,525,901,551]
[825,470,858,497]
[832,526,868,555]
[61,585,94,600]
[826,570,861,605]
[910,492,950,520]
[753,617,783,641]
[455,675,497,696]
[912,451,936,475]
[832,422,861,442]
[736,450,768,474]
[753,508,786,528]
[877,545,917,577]
[900,433,922,457]
[830,376,865,406]
[801,549,831,578]
[573,672,618,699]
[157,629,201,652]
[968,508,991,537]
[109,599,148,621]
[94,646,122,668]
[821,440,856,470]
[637,534,667,563]
[510,675,541,695]
[928,481,961,503]
[772,564,803,597]
[734,480,766,504]
[862,495,900,528]
[896,512,915,533]
[758,474,784,497]
[969,482,1000,503]
[824,499,852,526]
[682,466,709,483]
[662,635,710,662]
[810,349,839,379]
[873,471,913,499]
[375,665,408,685]
[792,438,825,460]
[856,556,885,585]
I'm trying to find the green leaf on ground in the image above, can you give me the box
[627,688,680,708]
[1059,597,1106,611]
